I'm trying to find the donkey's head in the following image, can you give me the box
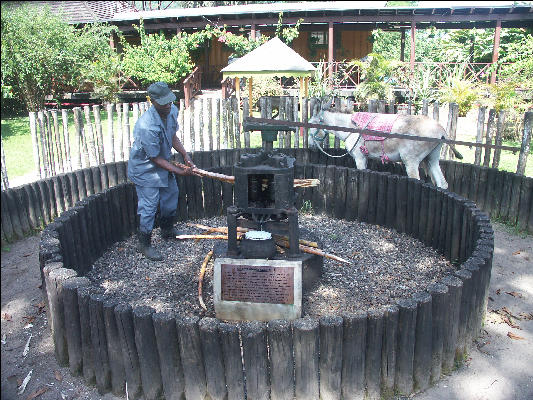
[308,109,328,149]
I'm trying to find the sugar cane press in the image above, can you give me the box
[220,120,321,290]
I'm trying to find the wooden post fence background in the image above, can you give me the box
[19,98,531,190]
[1,98,530,238]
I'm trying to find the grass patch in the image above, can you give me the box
[1,115,34,178]
[491,218,530,238]
[2,110,133,181]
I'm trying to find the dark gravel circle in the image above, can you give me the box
[85,213,454,318]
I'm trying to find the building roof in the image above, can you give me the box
[111,1,533,31]
[113,1,389,21]
[221,37,316,79]
[17,1,531,30]
[11,1,138,24]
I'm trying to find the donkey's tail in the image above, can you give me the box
[441,136,463,159]
[450,144,463,159]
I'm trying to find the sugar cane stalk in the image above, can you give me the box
[186,223,319,248]
[198,250,213,311]
[177,227,349,264]
[172,161,319,187]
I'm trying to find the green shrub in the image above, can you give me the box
[350,53,404,102]
[308,59,339,99]
[439,77,479,117]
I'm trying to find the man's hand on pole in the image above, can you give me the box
[183,153,197,169]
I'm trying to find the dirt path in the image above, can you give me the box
[1,223,532,400]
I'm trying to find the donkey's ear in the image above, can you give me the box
[320,95,334,111]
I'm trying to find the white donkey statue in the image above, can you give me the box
[308,101,462,189]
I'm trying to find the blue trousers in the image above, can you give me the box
[135,176,179,234]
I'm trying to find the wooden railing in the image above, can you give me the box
[310,61,507,89]
[183,66,202,108]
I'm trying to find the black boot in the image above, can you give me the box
[160,216,181,239]
[136,230,163,261]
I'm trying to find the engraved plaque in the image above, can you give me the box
[214,258,302,321]
[221,263,294,304]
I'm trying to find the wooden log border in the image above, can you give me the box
[30,149,501,399]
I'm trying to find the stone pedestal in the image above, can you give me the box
[214,258,302,322]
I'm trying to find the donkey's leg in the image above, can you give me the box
[425,144,448,189]
[404,161,421,180]
[348,137,367,169]
[352,152,367,169]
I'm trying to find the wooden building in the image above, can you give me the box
[19,1,533,89]
[108,1,533,87]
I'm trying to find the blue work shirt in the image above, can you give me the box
[128,103,179,187]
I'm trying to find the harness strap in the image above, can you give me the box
[357,115,390,164]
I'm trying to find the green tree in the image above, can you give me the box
[1,3,117,111]
[120,19,210,85]
[371,27,448,62]
[494,29,533,90]
[76,24,122,103]
[438,28,532,63]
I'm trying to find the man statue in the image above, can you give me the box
[128,82,197,261]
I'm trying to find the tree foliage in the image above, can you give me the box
[1,3,117,111]
[207,12,302,58]
[438,28,532,64]
[120,19,210,86]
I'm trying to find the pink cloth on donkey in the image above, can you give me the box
[351,112,400,163]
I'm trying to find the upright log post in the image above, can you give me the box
[303,97,309,148]
[106,104,115,163]
[222,98,229,149]
[179,99,186,145]
[421,99,429,116]
[61,109,72,171]
[45,110,56,174]
[207,97,214,150]
[294,318,319,399]
[115,103,123,161]
[268,320,294,400]
[445,103,459,160]
[233,96,240,149]
[93,105,105,164]
[29,112,42,178]
[190,99,196,151]
[73,107,88,169]
[83,105,97,166]
[516,111,532,175]
[377,100,387,114]
[492,110,506,169]
[215,98,221,150]
[483,109,496,167]
[123,103,131,160]
[52,110,64,173]
[38,111,50,177]
[0,144,9,192]
[432,101,439,122]
[199,98,205,151]
[474,106,487,165]
[243,97,250,148]
[132,102,139,127]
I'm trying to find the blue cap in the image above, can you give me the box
[147,82,176,105]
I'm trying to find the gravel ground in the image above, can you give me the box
[86,213,453,318]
